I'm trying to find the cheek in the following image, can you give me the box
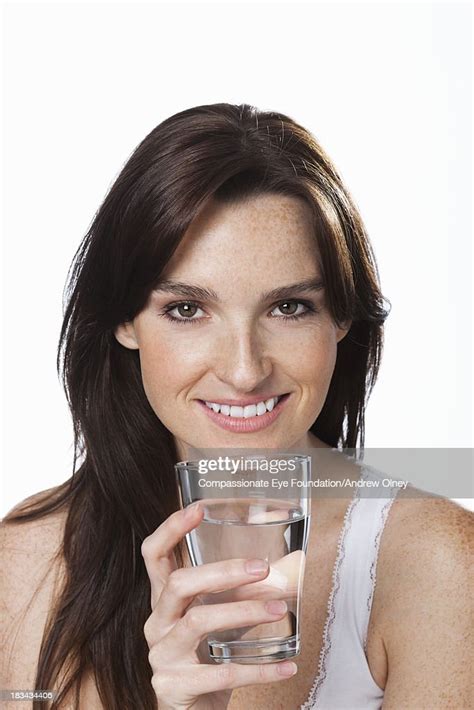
[136,337,183,406]
[279,327,338,385]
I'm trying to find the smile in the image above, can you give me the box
[196,394,291,433]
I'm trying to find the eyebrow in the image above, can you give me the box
[153,277,325,302]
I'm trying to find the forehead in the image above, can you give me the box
[161,193,321,282]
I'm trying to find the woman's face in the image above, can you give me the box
[115,194,350,459]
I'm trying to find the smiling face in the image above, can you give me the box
[115,193,351,459]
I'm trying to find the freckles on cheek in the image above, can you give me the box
[138,337,203,401]
[137,341,173,397]
[281,330,337,382]
[140,339,171,370]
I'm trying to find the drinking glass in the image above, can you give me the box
[175,453,311,663]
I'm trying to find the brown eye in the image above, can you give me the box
[176,303,198,318]
[162,301,206,324]
[278,302,299,315]
[269,300,315,321]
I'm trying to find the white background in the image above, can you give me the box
[2,1,472,516]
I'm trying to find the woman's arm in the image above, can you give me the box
[377,496,473,709]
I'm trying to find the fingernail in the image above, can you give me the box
[245,558,269,575]
[265,600,288,615]
[184,502,201,519]
[277,661,297,677]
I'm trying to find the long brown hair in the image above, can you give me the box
[3,103,390,709]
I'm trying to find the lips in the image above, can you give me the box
[196,393,291,433]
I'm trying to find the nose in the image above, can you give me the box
[212,321,273,393]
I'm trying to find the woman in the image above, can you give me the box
[1,103,471,710]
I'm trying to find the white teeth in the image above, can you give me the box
[265,397,275,412]
[204,396,281,418]
[243,404,257,418]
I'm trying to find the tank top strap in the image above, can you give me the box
[301,463,401,709]
[339,464,400,650]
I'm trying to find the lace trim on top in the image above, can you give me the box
[300,467,398,710]
[300,472,365,709]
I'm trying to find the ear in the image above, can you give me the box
[114,321,139,350]
[336,320,352,343]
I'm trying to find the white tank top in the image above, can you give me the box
[301,464,401,709]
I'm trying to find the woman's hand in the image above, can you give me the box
[141,503,298,710]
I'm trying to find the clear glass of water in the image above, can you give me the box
[175,453,311,664]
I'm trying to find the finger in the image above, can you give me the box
[155,557,269,625]
[247,509,291,523]
[155,599,288,657]
[200,550,305,609]
[229,550,306,602]
[152,660,298,700]
[141,503,204,609]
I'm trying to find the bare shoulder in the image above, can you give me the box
[1,489,68,578]
[1,491,68,692]
[373,488,472,623]
[1,492,105,708]
[373,490,473,708]
[379,488,472,571]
